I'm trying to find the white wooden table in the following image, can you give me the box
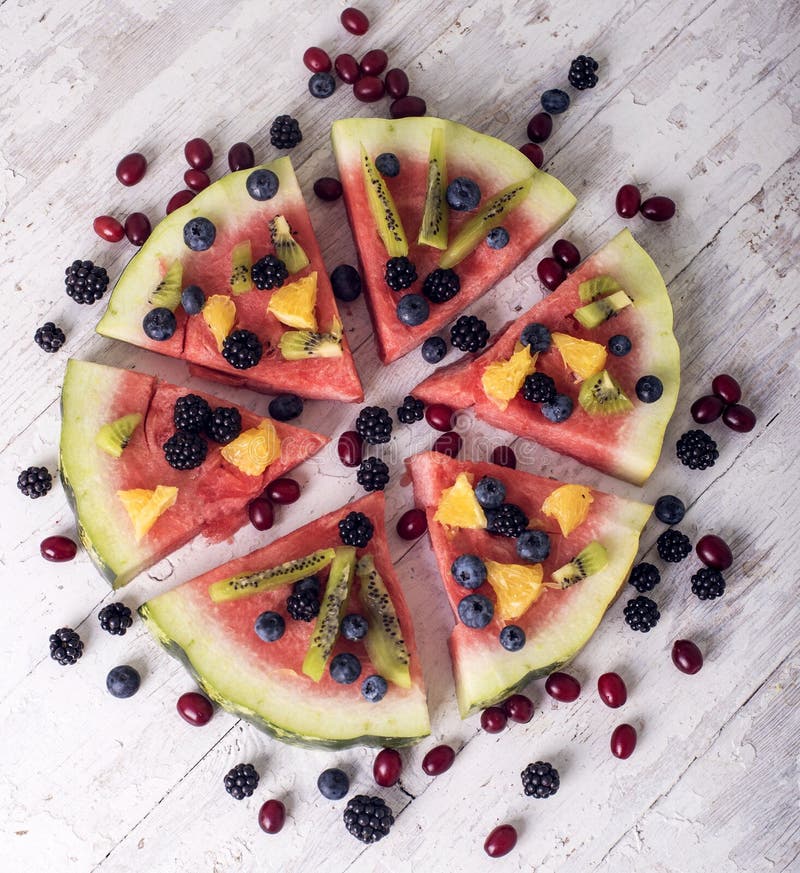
[1,1,798,870]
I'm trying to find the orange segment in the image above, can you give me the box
[541,484,594,536]
[267,272,318,330]
[202,295,236,352]
[481,344,537,410]
[485,560,544,620]
[221,420,282,476]
[551,332,607,381]
[434,472,487,529]
[117,485,178,541]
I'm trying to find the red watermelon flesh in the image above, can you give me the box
[139,491,431,748]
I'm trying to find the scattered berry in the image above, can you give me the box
[303,46,332,73]
[337,431,363,467]
[314,177,343,201]
[432,430,462,457]
[17,466,52,498]
[94,215,125,242]
[34,322,65,353]
[484,824,518,858]
[248,498,274,531]
[654,494,685,525]
[390,95,427,118]
[125,212,152,246]
[49,627,83,665]
[568,55,599,89]
[341,6,369,35]
[672,639,703,674]
[545,671,581,702]
[623,595,660,632]
[308,72,336,98]
[318,768,350,800]
[521,761,560,797]
[696,534,733,570]
[722,404,756,432]
[541,89,570,114]
[357,457,390,492]
[106,665,141,698]
[373,748,402,786]
[227,142,255,171]
[224,763,259,800]
[481,706,508,733]
[269,115,302,149]
[334,53,360,83]
[98,602,133,636]
[40,535,77,562]
[691,567,726,600]
[519,142,544,167]
[385,69,409,99]
[641,196,676,222]
[526,112,553,143]
[339,511,374,547]
[163,431,208,471]
[330,264,362,301]
[450,314,489,352]
[711,374,742,404]
[116,152,147,186]
[258,799,286,834]
[616,184,641,218]
[422,744,456,775]
[536,256,566,291]
[676,429,718,469]
[354,76,386,102]
[425,403,455,431]
[397,395,424,424]
[268,394,303,423]
[628,562,660,593]
[503,693,533,723]
[65,260,108,304]
[343,795,394,844]
[552,238,581,270]
[356,406,393,445]
[184,138,212,171]
[610,723,637,759]
[657,529,692,563]
[597,672,627,708]
[396,508,427,540]
[177,691,214,726]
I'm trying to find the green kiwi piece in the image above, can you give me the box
[208,548,337,603]
[360,144,408,257]
[269,215,310,274]
[439,177,533,269]
[303,547,357,681]
[551,541,608,588]
[574,290,633,328]
[417,126,448,250]
[578,274,621,302]
[279,316,343,360]
[229,241,253,295]
[356,554,411,688]
[578,369,634,415]
[95,413,143,458]
[148,261,183,310]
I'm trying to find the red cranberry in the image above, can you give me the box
[390,96,427,118]
[537,257,566,291]
[40,535,77,562]
[360,49,388,76]
[615,184,641,218]
[177,691,214,726]
[672,639,704,674]
[691,395,724,424]
[248,497,274,532]
[484,824,517,858]
[354,75,385,102]
[341,7,369,35]
[258,799,286,834]
[93,215,124,242]
[228,142,255,171]
[385,68,409,99]
[711,373,742,404]
[695,534,732,571]
[116,152,147,186]
[519,142,544,168]
[544,671,581,702]
[610,723,637,759]
[313,177,343,201]
[166,190,195,214]
[480,706,507,733]
[265,477,300,505]
[552,239,581,270]
[426,403,455,431]
[124,212,151,246]
[492,445,516,468]
[184,137,213,171]
[526,112,553,143]
[502,693,533,723]
[422,744,455,776]
[597,672,627,708]
[723,404,756,433]
[303,46,332,73]
[396,509,427,540]
[432,431,462,458]
[184,169,210,192]
[334,53,360,83]
[338,431,363,467]
[640,195,676,222]
[373,748,402,787]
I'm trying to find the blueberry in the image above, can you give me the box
[183,217,216,251]
[516,529,551,562]
[608,334,632,357]
[361,674,388,702]
[254,611,285,642]
[330,264,362,302]
[268,393,303,422]
[446,176,481,211]
[317,767,349,800]
[308,71,336,98]
[458,593,494,629]
[396,293,429,326]
[106,665,141,699]
[293,575,321,599]
[421,336,447,364]
[375,152,400,177]
[520,322,551,352]
[541,88,570,114]
[330,652,362,684]
[474,476,506,509]
[542,393,573,423]
[246,168,279,201]
[486,227,510,249]
[499,625,526,652]
[181,285,205,315]
[636,375,663,403]
[654,494,686,525]
[341,613,368,641]
[143,307,177,341]
[451,554,487,590]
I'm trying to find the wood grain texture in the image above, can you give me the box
[1,0,798,870]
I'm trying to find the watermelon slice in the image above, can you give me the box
[412,230,680,484]
[139,492,430,748]
[60,359,328,588]
[96,157,363,402]
[331,117,576,363]
[407,452,652,717]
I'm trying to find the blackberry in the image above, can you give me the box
[568,55,599,90]
[356,406,393,445]
[173,394,211,433]
[34,322,65,353]
[623,595,660,632]
[98,602,133,636]
[252,254,288,290]
[286,589,320,622]
[422,268,461,304]
[521,372,556,404]
[486,503,529,538]
[657,529,692,563]
[64,260,108,304]
[521,761,560,798]
[676,429,719,470]
[343,795,395,844]
[163,431,208,470]
[691,567,726,600]
[339,511,374,547]
[222,329,263,369]
[17,466,52,498]
[385,257,417,291]
[224,763,260,800]
[357,457,390,492]
[628,562,660,593]
[205,407,242,444]
[450,314,489,353]
[397,395,424,424]
[269,114,302,149]
[49,627,83,665]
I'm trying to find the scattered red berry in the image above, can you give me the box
[166,190,195,214]
[491,445,516,468]
[519,142,544,168]
[484,824,517,858]
[184,137,213,171]
[228,142,255,172]
[537,257,566,291]
[385,68,409,99]
[552,239,580,270]
[480,706,507,733]
[334,53,360,83]
[354,76,385,102]
[390,96,426,118]
[695,534,732,571]
[711,374,742,404]
[303,46,332,73]
[184,169,210,192]
[422,744,455,776]
[124,212,151,246]
[722,404,756,432]
[672,639,704,674]
[597,672,627,708]
[691,395,724,424]
[265,478,300,505]
[373,748,402,787]
[615,184,641,218]
[426,403,455,431]
[640,195,675,222]
[337,431,363,467]
[40,535,77,562]
[313,177,343,201]
[176,691,214,726]
[396,508,427,540]
[341,7,369,35]
[116,152,147,186]
[502,693,533,723]
[93,215,124,242]
[258,799,286,834]
[610,723,637,759]
[360,49,388,76]
[545,671,581,702]
[527,112,553,144]
[432,430,461,458]
[248,497,274,531]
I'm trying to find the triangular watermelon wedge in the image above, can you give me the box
[139,491,431,748]
[331,117,576,363]
[60,359,329,588]
[408,452,652,718]
[96,157,363,402]
[412,230,680,484]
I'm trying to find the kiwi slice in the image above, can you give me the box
[303,547,357,681]
[148,261,183,310]
[579,369,634,415]
[269,215,310,274]
[439,177,533,269]
[95,413,143,458]
[279,316,343,360]
[356,554,411,688]
[574,290,633,328]
[208,548,336,603]
[417,126,448,250]
[578,275,621,302]
[551,541,608,588]
[229,241,253,295]
[360,144,408,257]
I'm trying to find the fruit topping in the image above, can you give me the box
[341,613,368,642]
[252,254,288,291]
[723,404,756,432]
[330,652,361,685]
[628,562,660,593]
[486,502,528,538]
[676,429,719,469]
[474,476,506,509]
[330,264,362,301]
[516,529,550,562]
[654,494,685,524]
[361,144,408,257]
[422,267,460,303]
[482,344,537,410]
[451,554,488,589]
[116,152,147,186]
[355,406,392,445]
[578,274,621,302]
[527,111,553,143]
[117,485,179,539]
[610,723,637,759]
[574,290,633,328]
[451,314,489,352]
[343,796,395,844]
[657,528,692,563]
[65,259,108,304]
[303,46,332,73]
[227,142,255,171]
[568,55,599,89]
[551,331,606,380]
[259,800,286,834]
[245,168,279,201]
[98,602,133,636]
[640,196,676,222]
[183,216,216,251]
[484,824,518,858]
[49,627,83,665]
[224,763,259,800]
[204,407,242,444]
[40,536,77,562]
[94,412,143,458]
[458,593,494,628]
[486,227,510,249]
[341,6,369,34]
[616,184,641,218]
[385,68,409,98]
[579,370,633,415]
[397,395,424,424]
[608,334,632,356]
[623,595,660,632]
[545,671,581,702]
[17,465,52,498]
[148,261,183,311]
[254,610,286,641]
[309,71,336,98]
[318,768,350,800]
[396,508,427,540]
[106,665,141,699]
[222,329,263,369]
[201,294,236,352]
[422,744,456,775]
[279,316,344,360]
[481,706,508,732]
[181,284,205,315]
[541,89,569,114]
[446,176,481,212]
[521,761,560,797]
[696,534,732,570]
[339,511,374,547]
[672,639,703,674]
[173,394,211,434]
[267,273,318,330]
[269,114,302,149]
[177,691,214,726]
[357,457,390,492]
[373,748,402,786]
[521,372,556,404]
[499,624,526,651]
[269,215,310,275]
[691,566,726,600]
[417,127,448,250]
[485,560,543,619]
[542,483,593,536]
[551,541,608,588]
[209,550,335,602]
[375,152,401,177]
[435,472,487,529]
[598,672,627,708]
[385,256,418,290]
[220,420,280,475]
[635,374,664,403]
